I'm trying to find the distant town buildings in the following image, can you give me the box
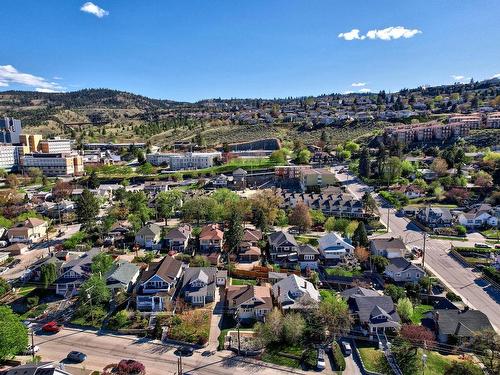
[146,151,222,170]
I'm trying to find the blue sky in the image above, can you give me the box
[0,0,499,102]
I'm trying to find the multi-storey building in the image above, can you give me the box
[146,151,221,170]
[386,121,471,144]
[0,117,22,144]
[448,113,482,129]
[40,137,72,154]
[487,112,500,128]
[0,145,23,171]
[19,134,42,152]
[274,165,311,179]
[22,152,84,176]
[300,168,337,191]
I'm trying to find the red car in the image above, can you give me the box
[42,321,62,333]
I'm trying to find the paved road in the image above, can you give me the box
[332,166,500,332]
[33,327,314,375]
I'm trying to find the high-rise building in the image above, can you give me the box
[0,145,23,172]
[0,117,22,144]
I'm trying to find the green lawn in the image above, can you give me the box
[481,229,500,239]
[357,346,386,373]
[21,303,48,320]
[419,349,479,375]
[430,235,467,241]
[411,304,433,324]
[17,286,37,297]
[230,278,257,286]
[324,267,362,278]
[261,344,304,369]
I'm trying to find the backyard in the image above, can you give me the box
[230,278,257,286]
[411,304,433,324]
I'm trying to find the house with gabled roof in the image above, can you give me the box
[135,255,183,311]
[432,308,494,344]
[297,244,320,270]
[199,224,224,253]
[272,274,320,310]
[6,218,48,244]
[226,284,273,321]
[268,231,299,264]
[180,267,227,306]
[456,204,498,229]
[384,257,425,283]
[165,224,192,252]
[318,232,355,264]
[370,237,407,259]
[105,260,140,294]
[135,223,162,250]
[417,207,453,228]
[54,247,101,296]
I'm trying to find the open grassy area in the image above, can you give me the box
[168,309,211,345]
[419,349,478,375]
[295,235,319,246]
[357,345,386,373]
[261,344,304,369]
[324,267,363,278]
[411,304,433,324]
[16,286,37,297]
[481,229,500,239]
[230,278,257,286]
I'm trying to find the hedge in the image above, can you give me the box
[483,266,500,284]
[454,247,498,254]
[332,342,346,371]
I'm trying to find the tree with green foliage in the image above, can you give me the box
[137,162,154,175]
[275,209,289,227]
[190,255,210,267]
[76,188,100,229]
[358,148,371,178]
[385,284,406,302]
[127,191,153,225]
[91,253,114,275]
[296,149,311,164]
[156,190,183,225]
[444,361,482,375]
[181,196,219,224]
[352,222,369,247]
[344,141,360,153]
[87,170,99,189]
[225,210,244,254]
[324,217,336,232]
[397,297,414,323]
[318,295,352,343]
[344,220,359,238]
[309,209,326,226]
[383,156,402,185]
[40,263,57,288]
[80,274,111,306]
[380,340,418,375]
[470,330,500,375]
[0,278,11,297]
[0,306,28,360]
[270,149,287,164]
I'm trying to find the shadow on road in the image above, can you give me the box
[474,279,500,304]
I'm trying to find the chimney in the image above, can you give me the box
[277,285,281,296]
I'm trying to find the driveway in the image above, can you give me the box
[208,287,224,350]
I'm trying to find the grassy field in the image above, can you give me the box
[357,345,386,373]
[482,229,500,239]
[411,304,433,324]
[261,344,304,369]
[230,278,257,286]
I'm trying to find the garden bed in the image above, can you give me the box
[166,309,211,345]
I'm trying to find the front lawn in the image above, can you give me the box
[230,278,257,286]
[17,286,36,297]
[419,349,479,375]
[324,266,362,278]
[357,345,387,373]
[481,229,500,239]
[167,309,211,345]
[411,304,433,324]
[261,344,304,369]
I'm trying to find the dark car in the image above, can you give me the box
[177,346,194,357]
[67,351,87,363]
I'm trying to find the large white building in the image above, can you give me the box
[40,138,72,154]
[146,152,222,170]
[0,145,23,172]
[22,152,84,176]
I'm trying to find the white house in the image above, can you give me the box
[456,204,498,229]
[318,232,355,264]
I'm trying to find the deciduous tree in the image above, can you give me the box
[0,306,28,360]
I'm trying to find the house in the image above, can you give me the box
[297,244,320,270]
[135,223,162,250]
[242,228,262,246]
[199,224,224,253]
[28,252,72,282]
[3,242,29,255]
[105,220,132,246]
[395,184,426,199]
[6,218,48,244]
[212,174,229,188]
[272,274,320,310]
[417,169,438,181]
[136,256,183,312]
[105,260,140,294]
[144,181,170,196]
[0,362,73,375]
[384,258,425,283]
[318,232,355,265]
[238,244,261,263]
[165,224,192,252]
[456,204,498,229]
[232,168,248,190]
[370,237,407,259]
[180,267,227,306]
[54,247,101,296]
[226,284,273,321]
[417,207,453,228]
[300,168,337,192]
[432,309,494,344]
[342,286,401,334]
[268,231,299,264]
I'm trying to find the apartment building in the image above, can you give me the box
[40,138,72,154]
[0,117,22,144]
[448,113,482,129]
[300,168,337,191]
[19,134,42,152]
[487,112,500,128]
[386,121,470,144]
[0,144,23,171]
[274,165,311,179]
[22,152,84,176]
[146,152,221,170]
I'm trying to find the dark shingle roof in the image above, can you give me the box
[352,295,400,324]
[435,309,493,336]
[140,256,182,284]
[269,231,298,247]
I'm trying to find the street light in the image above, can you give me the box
[421,353,427,375]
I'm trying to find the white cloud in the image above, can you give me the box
[491,73,500,79]
[338,29,365,41]
[339,26,422,41]
[451,75,470,82]
[359,88,371,93]
[351,82,366,87]
[80,2,109,18]
[0,65,65,92]
[53,76,63,80]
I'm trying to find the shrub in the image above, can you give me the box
[483,266,500,283]
[302,348,317,369]
[455,225,467,236]
[332,342,346,371]
[117,359,145,375]
[446,291,462,302]
[27,296,39,308]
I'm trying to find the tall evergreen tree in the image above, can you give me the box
[76,188,99,229]
[359,148,371,178]
[352,222,369,247]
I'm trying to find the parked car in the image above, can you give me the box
[177,346,194,357]
[67,351,87,363]
[316,348,326,370]
[22,345,40,355]
[341,341,352,356]
[41,321,62,333]
[475,243,492,249]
